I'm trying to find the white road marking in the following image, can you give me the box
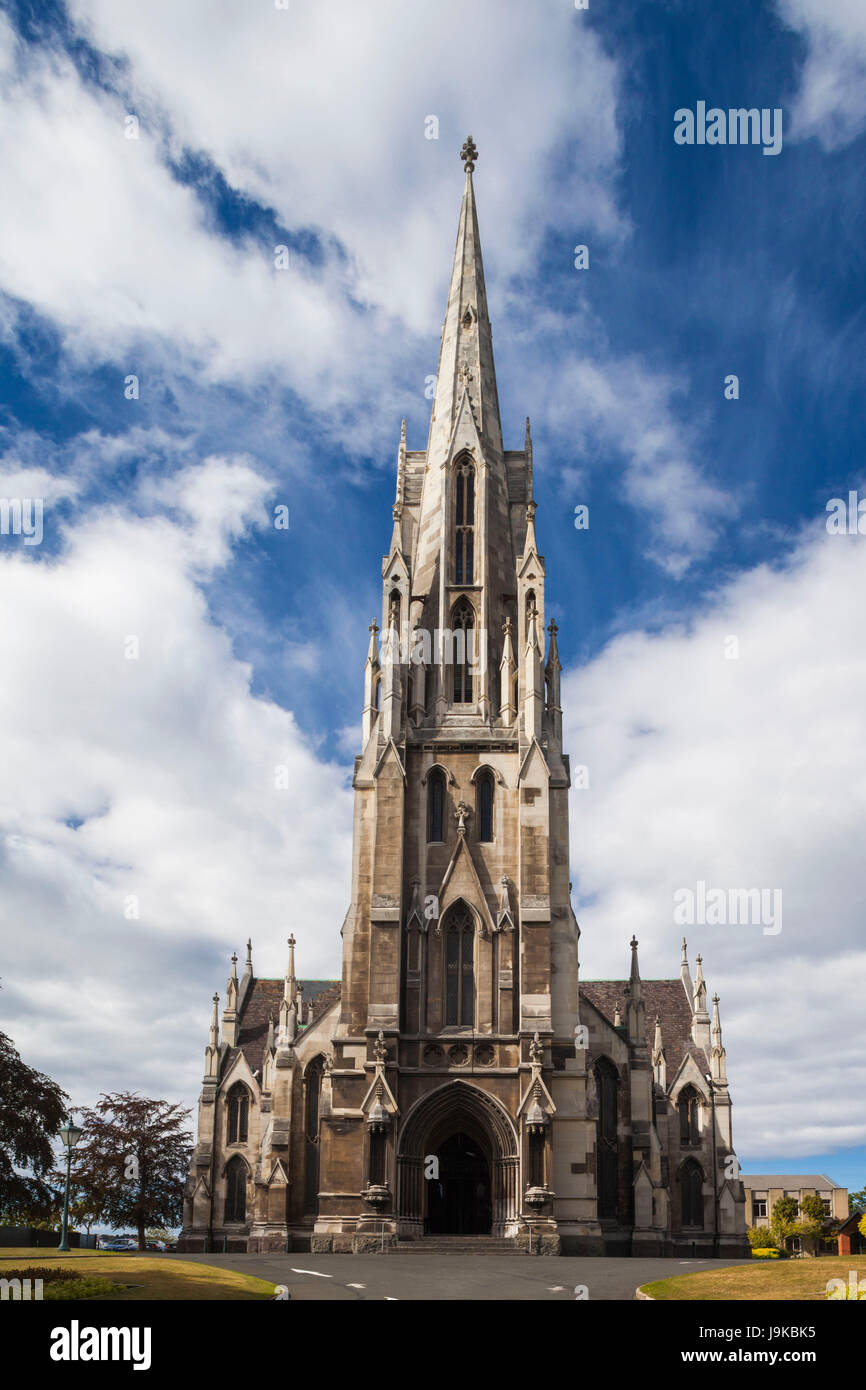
[346,1283,366,1288]
[384,1296,399,1300]
[548,1285,565,1291]
[290,1268,333,1277]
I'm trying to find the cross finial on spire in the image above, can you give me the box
[460,135,478,172]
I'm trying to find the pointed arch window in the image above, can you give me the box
[304,1057,324,1214]
[595,1057,619,1221]
[445,903,475,1027]
[226,1083,249,1144]
[477,768,494,842]
[454,459,475,585]
[427,767,446,842]
[681,1158,704,1227]
[678,1086,700,1146]
[452,598,475,704]
[224,1155,247,1223]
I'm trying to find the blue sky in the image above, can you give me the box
[0,0,864,1189]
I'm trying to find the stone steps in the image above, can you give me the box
[396,1236,527,1255]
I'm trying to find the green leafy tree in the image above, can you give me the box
[69,1093,193,1251]
[49,1160,107,1236]
[797,1194,831,1256]
[849,1187,866,1214]
[0,1030,69,1220]
[770,1196,800,1251]
[69,1190,103,1236]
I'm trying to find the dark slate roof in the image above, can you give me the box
[234,977,341,1073]
[580,978,707,1073]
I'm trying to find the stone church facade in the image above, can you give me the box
[180,140,747,1258]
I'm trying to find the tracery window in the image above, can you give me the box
[454,459,475,584]
[304,1057,324,1215]
[452,598,475,704]
[226,1083,249,1144]
[445,903,475,1027]
[679,1087,701,1146]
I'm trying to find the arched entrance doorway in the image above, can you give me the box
[396,1080,519,1239]
[426,1132,491,1234]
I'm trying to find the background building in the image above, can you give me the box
[742,1174,848,1228]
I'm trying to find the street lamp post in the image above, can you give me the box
[57,1120,83,1253]
[705,1072,719,1259]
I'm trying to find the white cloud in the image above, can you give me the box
[0,454,352,1102]
[777,0,866,148]
[564,518,866,1156]
[67,0,626,326]
[0,3,624,446]
[530,350,735,575]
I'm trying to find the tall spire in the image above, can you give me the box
[409,137,519,637]
[426,136,503,467]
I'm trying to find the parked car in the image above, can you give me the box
[145,1240,167,1251]
[100,1238,135,1252]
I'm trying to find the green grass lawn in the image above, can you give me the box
[641,1254,866,1301]
[0,1249,277,1301]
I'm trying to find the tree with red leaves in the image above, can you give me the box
[70,1093,193,1251]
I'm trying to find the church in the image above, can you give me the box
[180,140,748,1258]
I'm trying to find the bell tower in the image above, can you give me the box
[316,138,591,1253]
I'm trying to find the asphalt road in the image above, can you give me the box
[160,1251,752,1300]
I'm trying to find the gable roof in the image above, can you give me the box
[580,977,707,1072]
[234,977,341,1073]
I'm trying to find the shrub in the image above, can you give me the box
[44,1276,122,1301]
[752,1248,781,1259]
[747,1226,772,1249]
[0,1266,80,1283]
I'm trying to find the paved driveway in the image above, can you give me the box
[162,1251,751,1300]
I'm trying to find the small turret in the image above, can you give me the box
[222,952,239,1046]
[523,600,544,741]
[627,935,646,1044]
[680,936,694,1003]
[499,617,517,725]
[710,992,727,1082]
[691,953,711,1050]
[204,992,220,1080]
[652,1014,666,1088]
[238,937,253,1013]
[545,619,562,745]
[276,934,298,1057]
[362,620,380,746]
